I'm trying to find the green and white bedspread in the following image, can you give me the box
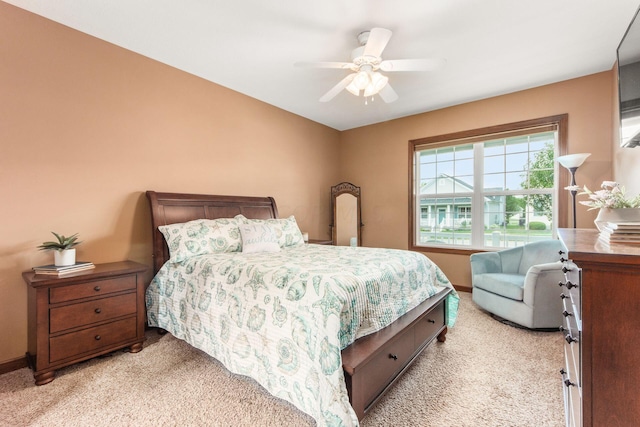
[146,244,459,426]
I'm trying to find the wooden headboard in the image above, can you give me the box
[146,191,279,274]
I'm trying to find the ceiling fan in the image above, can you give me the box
[295,28,445,104]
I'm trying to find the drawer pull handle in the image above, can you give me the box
[94,286,101,292]
[562,310,573,318]
[565,281,578,290]
[95,308,102,314]
[389,354,398,360]
[560,293,568,300]
[560,369,575,387]
[565,334,579,344]
[95,335,101,341]
[558,281,565,288]
[427,319,435,324]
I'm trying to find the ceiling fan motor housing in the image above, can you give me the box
[351,45,381,68]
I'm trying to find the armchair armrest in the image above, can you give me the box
[526,262,564,273]
[470,252,502,275]
[522,261,565,306]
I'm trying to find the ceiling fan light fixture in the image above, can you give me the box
[346,80,360,96]
[371,72,388,91]
[363,72,388,97]
[354,71,370,90]
[363,83,377,97]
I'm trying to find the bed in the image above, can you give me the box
[144,191,459,426]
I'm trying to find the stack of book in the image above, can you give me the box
[32,261,95,276]
[598,222,640,244]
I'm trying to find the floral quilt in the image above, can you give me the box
[146,244,458,426]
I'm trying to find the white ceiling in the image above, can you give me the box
[5,0,640,131]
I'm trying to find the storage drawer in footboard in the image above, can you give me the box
[356,328,414,410]
[413,300,445,350]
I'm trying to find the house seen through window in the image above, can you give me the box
[410,116,567,250]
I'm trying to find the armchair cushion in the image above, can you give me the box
[472,273,525,301]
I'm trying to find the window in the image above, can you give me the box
[409,115,568,251]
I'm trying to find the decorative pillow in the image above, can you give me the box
[239,223,281,254]
[159,218,241,262]
[235,214,304,248]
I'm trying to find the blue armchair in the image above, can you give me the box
[470,239,567,329]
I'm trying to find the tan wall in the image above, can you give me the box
[0,2,624,367]
[0,3,340,363]
[339,71,615,288]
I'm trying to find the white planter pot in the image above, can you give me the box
[594,208,640,231]
[54,248,76,266]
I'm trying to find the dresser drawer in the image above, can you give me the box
[563,346,581,427]
[414,300,445,350]
[562,298,579,331]
[356,328,415,409]
[563,328,580,384]
[50,275,136,304]
[49,317,137,363]
[50,293,137,333]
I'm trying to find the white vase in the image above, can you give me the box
[594,208,640,231]
[54,248,76,266]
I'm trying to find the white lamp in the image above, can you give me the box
[557,153,591,228]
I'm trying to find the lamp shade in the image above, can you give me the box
[353,71,370,90]
[557,153,591,169]
[345,81,360,96]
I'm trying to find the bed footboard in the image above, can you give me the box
[341,287,451,420]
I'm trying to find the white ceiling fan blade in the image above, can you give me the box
[363,28,392,58]
[295,61,356,70]
[379,58,446,72]
[319,73,356,102]
[378,83,399,103]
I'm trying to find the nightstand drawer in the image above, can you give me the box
[50,293,137,333]
[414,300,445,350]
[49,317,137,363]
[50,275,136,304]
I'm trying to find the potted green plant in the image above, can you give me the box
[38,232,81,266]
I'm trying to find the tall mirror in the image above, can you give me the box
[331,182,363,246]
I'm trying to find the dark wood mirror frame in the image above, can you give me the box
[330,182,363,246]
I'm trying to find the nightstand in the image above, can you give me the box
[23,260,148,385]
[308,239,333,245]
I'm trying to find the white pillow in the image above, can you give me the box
[159,218,241,262]
[235,214,304,248]
[239,223,280,254]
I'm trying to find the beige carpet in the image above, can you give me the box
[0,293,564,426]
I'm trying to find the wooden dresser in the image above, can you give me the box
[558,229,640,427]
[23,261,148,385]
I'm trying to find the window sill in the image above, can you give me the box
[409,244,488,256]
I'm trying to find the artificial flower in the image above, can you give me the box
[579,181,640,210]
